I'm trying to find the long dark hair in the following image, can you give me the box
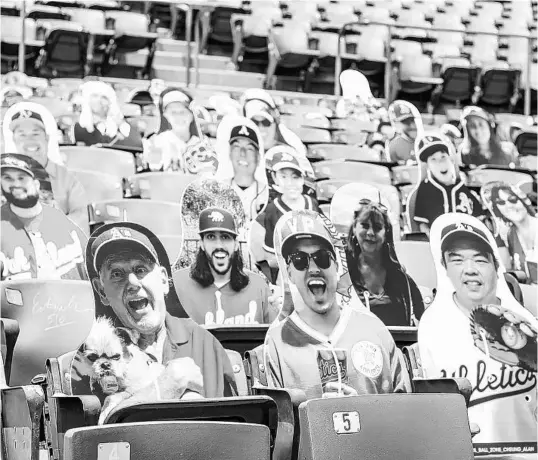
[158,87,197,138]
[463,115,506,160]
[346,201,413,321]
[189,248,250,292]
[490,184,535,224]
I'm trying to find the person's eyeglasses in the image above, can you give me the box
[252,117,272,128]
[495,196,519,206]
[287,249,334,271]
[356,198,388,213]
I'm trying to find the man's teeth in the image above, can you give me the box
[128,298,149,310]
[465,281,481,286]
[238,160,249,166]
[308,279,326,296]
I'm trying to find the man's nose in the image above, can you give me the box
[126,273,142,290]
[462,259,478,273]
[307,257,321,274]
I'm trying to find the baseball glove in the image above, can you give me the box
[470,304,537,373]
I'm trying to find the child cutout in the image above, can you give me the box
[413,134,484,237]
[386,100,424,164]
[259,145,320,269]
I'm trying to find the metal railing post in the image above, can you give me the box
[185,4,192,86]
[524,35,531,117]
[18,0,27,73]
[384,24,392,106]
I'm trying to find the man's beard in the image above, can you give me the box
[2,190,40,208]
[206,249,234,275]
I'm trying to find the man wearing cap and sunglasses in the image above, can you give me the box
[173,207,276,325]
[71,222,238,407]
[264,210,410,400]
[1,154,87,281]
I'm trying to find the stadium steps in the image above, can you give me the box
[118,50,233,71]
[152,66,265,89]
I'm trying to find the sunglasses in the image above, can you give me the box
[252,117,272,128]
[495,196,518,206]
[355,198,388,214]
[287,249,334,271]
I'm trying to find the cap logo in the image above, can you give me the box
[3,157,29,169]
[110,228,132,239]
[209,211,224,222]
[280,153,293,162]
[286,215,315,234]
[238,125,249,136]
[19,110,33,119]
[455,222,473,232]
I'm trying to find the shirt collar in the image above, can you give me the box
[164,313,190,346]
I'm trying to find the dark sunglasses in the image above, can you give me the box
[495,196,518,206]
[355,198,388,214]
[287,249,334,271]
[252,117,272,128]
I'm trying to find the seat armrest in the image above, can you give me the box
[252,386,306,460]
[413,377,473,407]
[52,394,101,431]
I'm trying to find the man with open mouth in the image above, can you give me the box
[413,134,483,237]
[263,209,410,400]
[174,206,276,325]
[70,222,238,407]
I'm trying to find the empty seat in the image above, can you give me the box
[71,169,123,202]
[298,394,473,460]
[88,200,183,235]
[473,64,522,110]
[466,168,533,187]
[313,160,392,184]
[430,58,479,109]
[394,240,437,289]
[125,172,195,201]
[515,127,538,157]
[1,280,95,385]
[64,421,271,460]
[60,146,136,180]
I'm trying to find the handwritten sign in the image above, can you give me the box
[32,292,94,331]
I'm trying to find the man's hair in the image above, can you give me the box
[190,247,249,292]
[441,237,499,271]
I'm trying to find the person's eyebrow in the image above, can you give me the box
[446,251,462,259]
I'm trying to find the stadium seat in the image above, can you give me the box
[307,144,380,163]
[1,280,95,386]
[402,342,424,380]
[316,178,352,203]
[313,160,392,184]
[472,63,521,110]
[1,16,41,72]
[430,57,480,109]
[515,127,538,157]
[466,168,533,187]
[60,146,136,180]
[157,234,183,265]
[521,284,537,317]
[1,318,19,385]
[394,241,437,290]
[392,164,419,186]
[70,169,123,203]
[124,172,195,201]
[63,421,271,460]
[88,200,183,235]
[298,394,473,460]
[293,127,332,145]
[206,325,268,356]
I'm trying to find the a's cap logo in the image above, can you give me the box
[280,153,293,162]
[19,110,33,119]
[4,157,28,169]
[238,125,249,136]
[455,222,473,232]
[209,211,224,222]
[110,228,132,239]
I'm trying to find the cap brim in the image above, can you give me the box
[94,239,158,273]
[9,118,45,132]
[199,227,238,236]
[229,136,259,149]
[281,233,335,260]
[419,142,449,162]
[395,115,414,122]
[1,165,34,178]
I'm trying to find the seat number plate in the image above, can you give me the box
[333,411,360,434]
[98,442,130,460]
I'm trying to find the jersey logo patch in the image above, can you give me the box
[352,341,383,379]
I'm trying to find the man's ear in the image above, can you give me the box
[286,264,295,286]
[92,277,110,306]
[33,179,41,191]
[159,266,170,295]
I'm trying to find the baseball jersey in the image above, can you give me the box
[265,307,411,400]
[173,268,275,325]
[414,175,483,226]
[260,195,320,254]
[419,298,537,453]
[1,204,88,281]
[228,179,269,221]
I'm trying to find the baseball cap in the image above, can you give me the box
[9,109,46,131]
[244,99,275,123]
[389,101,415,123]
[241,88,277,110]
[91,226,159,273]
[440,222,492,255]
[416,134,450,162]
[1,153,35,178]
[272,149,303,175]
[161,89,192,109]
[229,124,259,149]
[461,106,491,124]
[199,207,238,236]
[280,210,336,261]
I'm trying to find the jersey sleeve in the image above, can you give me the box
[265,335,285,389]
[413,183,430,225]
[263,203,278,253]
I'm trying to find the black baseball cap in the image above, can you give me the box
[440,222,493,257]
[1,154,35,178]
[8,109,45,131]
[417,135,450,162]
[229,124,259,149]
[199,207,238,236]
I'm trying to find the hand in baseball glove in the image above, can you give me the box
[470,304,537,372]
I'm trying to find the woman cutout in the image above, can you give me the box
[459,106,518,167]
[72,80,143,151]
[346,199,424,326]
[490,183,536,275]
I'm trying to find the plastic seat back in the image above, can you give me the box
[64,421,271,460]
[1,280,95,385]
[125,172,195,201]
[466,168,533,187]
[394,241,437,290]
[298,394,473,460]
[61,146,136,180]
[0,318,19,385]
[313,160,391,185]
[71,169,123,202]
[479,66,521,107]
[37,28,89,78]
[515,128,538,157]
[440,62,479,103]
[89,199,182,236]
